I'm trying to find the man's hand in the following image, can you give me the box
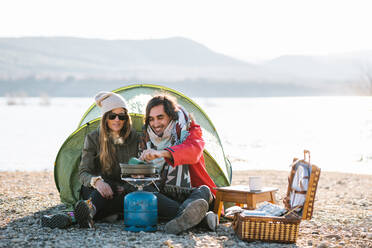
[95,180,114,199]
[140,149,171,162]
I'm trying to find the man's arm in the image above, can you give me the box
[139,121,205,165]
[140,149,172,161]
[164,121,205,166]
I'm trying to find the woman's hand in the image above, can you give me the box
[116,185,125,195]
[95,180,114,199]
[140,149,171,162]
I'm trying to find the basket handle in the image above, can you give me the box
[283,206,301,217]
[232,215,239,230]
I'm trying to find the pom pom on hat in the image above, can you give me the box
[94,91,128,115]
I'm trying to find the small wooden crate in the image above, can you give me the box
[233,150,321,243]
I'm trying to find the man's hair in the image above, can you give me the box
[145,95,179,129]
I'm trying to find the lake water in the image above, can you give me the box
[0,96,371,174]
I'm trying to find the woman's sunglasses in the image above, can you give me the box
[108,113,129,121]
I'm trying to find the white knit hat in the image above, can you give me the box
[94,91,128,115]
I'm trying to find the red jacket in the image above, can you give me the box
[165,121,217,196]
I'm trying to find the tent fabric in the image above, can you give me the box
[54,84,232,210]
[79,84,232,183]
[54,119,100,209]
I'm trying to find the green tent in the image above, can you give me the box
[54,84,232,209]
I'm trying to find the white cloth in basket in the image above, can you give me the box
[255,202,286,216]
[290,162,312,209]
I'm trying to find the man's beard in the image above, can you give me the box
[152,128,164,137]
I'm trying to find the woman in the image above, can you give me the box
[41,91,138,229]
[74,91,139,228]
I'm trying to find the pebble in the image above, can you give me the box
[317,242,328,248]
[1,171,372,248]
[324,234,341,240]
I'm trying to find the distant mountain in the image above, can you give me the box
[0,37,261,81]
[0,37,371,96]
[263,54,367,82]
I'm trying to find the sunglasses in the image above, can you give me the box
[108,113,129,121]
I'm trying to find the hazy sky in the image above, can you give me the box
[1,0,372,62]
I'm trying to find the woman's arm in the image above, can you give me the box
[79,131,115,199]
[79,132,100,187]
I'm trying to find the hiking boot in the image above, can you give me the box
[165,199,208,235]
[74,199,96,228]
[199,185,213,204]
[204,211,218,231]
[41,213,72,229]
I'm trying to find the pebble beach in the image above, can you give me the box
[0,170,371,248]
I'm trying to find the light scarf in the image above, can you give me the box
[146,107,191,188]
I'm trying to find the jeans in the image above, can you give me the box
[175,185,212,216]
[161,185,214,229]
[80,181,180,221]
[81,183,212,222]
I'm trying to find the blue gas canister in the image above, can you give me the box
[124,191,157,232]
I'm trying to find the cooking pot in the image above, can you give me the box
[120,163,157,176]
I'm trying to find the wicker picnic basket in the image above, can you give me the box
[233,150,321,243]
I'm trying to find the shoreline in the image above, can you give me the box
[1,168,371,176]
[0,170,371,247]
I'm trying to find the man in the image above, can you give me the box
[140,95,218,234]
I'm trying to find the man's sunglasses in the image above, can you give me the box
[108,113,129,121]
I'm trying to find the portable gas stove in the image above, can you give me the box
[120,163,161,232]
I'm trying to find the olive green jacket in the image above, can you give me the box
[79,128,139,187]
